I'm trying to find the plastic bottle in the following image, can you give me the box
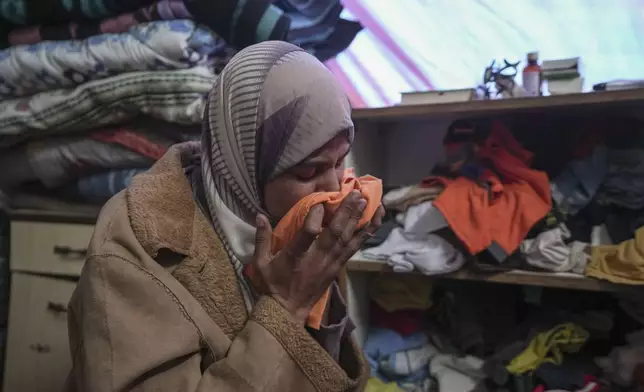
[522,52,542,96]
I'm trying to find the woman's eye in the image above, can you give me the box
[335,159,344,168]
[293,167,317,180]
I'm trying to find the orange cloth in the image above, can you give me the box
[426,123,551,256]
[247,168,382,329]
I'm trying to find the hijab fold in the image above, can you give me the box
[198,41,354,312]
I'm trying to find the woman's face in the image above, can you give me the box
[263,132,350,221]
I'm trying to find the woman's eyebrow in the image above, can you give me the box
[299,156,328,166]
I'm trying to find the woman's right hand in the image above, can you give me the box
[252,190,384,324]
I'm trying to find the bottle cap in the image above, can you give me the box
[527,52,539,62]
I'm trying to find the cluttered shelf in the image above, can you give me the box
[347,257,637,293]
[351,88,644,122]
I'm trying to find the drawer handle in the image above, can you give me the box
[53,245,87,258]
[47,301,68,314]
[29,343,51,354]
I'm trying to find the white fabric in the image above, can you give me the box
[429,354,485,392]
[382,186,414,207]
[569,241,590,275]
[591,224,614,246]
[362,201,463,275]
[363,201,465,275]
[520,224,589,274]
[521,224,572,272]
[402,202,448,234]
[380,343,439,377]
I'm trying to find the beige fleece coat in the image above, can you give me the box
[65,144,368,392]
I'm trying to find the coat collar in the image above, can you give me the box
[125,142,248,337]
[126,142,198,258]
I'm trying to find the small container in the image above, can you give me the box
[522,52,542,96]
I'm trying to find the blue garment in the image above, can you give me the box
[363,328,430,384]
[74,168,147,201]
[551,146,608,216]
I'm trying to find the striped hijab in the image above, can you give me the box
[200,41,354,311]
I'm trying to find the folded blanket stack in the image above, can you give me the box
[0,1,362,209]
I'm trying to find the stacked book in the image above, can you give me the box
[542,57,583,94]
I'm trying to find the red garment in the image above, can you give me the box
[370,302,424,336]
[425,122,551,256]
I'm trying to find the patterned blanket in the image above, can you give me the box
[0,66,214,138]
[0,20,221,99]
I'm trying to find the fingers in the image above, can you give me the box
[371,204,385,227]
[339,204,385,261]
[252,214,273,268]
[283,204,324,259]
[315,190,365,252]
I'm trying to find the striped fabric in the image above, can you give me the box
[0,66,214,140]
[199,41,354,311]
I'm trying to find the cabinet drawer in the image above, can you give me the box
[3,273,77,392]
[10,221,94,277]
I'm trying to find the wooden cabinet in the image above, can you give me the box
[4,217,93,392]
[3,273,77,392]
[10,221,94,277]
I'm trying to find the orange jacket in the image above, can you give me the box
[426,123,551,256]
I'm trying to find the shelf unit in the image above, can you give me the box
[352,88,644,121]
[347,257,635,293]
[344,89,644,345]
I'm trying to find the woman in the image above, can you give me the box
[65,41,384,392]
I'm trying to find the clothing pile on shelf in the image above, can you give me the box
[363,275,644,392]
[0,0,361,211]
[362,117,644,286]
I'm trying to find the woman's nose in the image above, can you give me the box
[316,169,341,193]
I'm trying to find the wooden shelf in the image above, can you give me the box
[347,257,640,293]
[351,88,644,122]
[9,208,99,225]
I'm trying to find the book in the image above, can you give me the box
[542,57,580,72]
[400,88,476,106]
[543,69,581,80]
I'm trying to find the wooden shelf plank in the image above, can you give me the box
[347,258,640,293]
[352,89,644,122]
[9,208,99,225]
